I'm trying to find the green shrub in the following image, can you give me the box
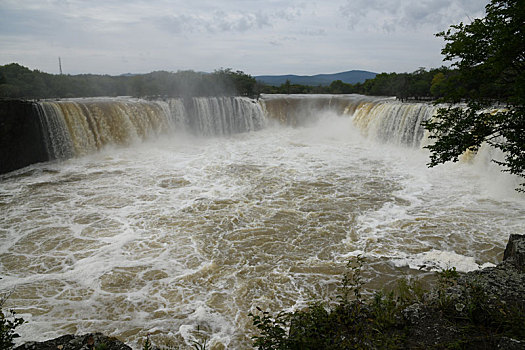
[0,292,25,350]
[249,256,418,350]
[249,257,525,349]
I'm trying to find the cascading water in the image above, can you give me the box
[34,102,74,160]
[186,96,266,136]
[259,94,375,126]
[34,98,172,158]
[260,94,438,148]
[352,99,438,147]
[1,94,523,349]
[32,97,267,160]
[29,94,437,162]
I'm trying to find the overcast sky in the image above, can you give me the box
[0,0,488,76]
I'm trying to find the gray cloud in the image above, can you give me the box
[340,0,486,32]
[157,14,197,34]
[0,0,489,76]
[156,8,293,35]
[299,28,326,36]
[0,8,69,37]
[207,10,271,32]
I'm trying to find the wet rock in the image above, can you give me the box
[457,263,525,306]
[503,234,525,270]
[14,333,131,350]
[453,234,525,307]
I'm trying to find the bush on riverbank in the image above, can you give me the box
[250,255,421,349]
[249,246,525,349]
[1,292,25,350]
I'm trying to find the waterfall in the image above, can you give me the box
[35,98,172,157]
[352,100,438,147]
[260,95,438,148]
[34,102,74,160]
[185,96,266,135]
[32,96,267,160]
[259,94,375,126]
[0,94,505,178]
[34,95,436,161]
[166,98,189,131]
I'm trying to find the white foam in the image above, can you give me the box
[391,250,496,272]
[1,110,524,348]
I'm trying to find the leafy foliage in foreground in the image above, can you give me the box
[0,292,25,350]
[424,105,525,191]
[423,0,525,191]
[249,256,422,349]
[140,326,209,350]
[249,257,525,349]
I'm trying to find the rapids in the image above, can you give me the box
[1,95,524,348]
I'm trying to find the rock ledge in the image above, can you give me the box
[14,333,131,350]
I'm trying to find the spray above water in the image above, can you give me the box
[31,94,441,161]
[1,94,524,348]
[32,96,266,160]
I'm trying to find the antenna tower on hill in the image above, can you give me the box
[58,57,63,75]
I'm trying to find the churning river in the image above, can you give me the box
[1,95,524,348]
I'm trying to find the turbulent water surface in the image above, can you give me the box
[1,95,524,349]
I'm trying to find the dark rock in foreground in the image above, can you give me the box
[504,234,525,271]
[404,234,525,349]
[14,333,131,350]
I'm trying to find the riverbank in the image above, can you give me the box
[402,234,525,349]
[12,235,524,349]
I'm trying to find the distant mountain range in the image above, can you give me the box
[255,70,377,86]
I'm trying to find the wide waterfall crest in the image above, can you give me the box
[33,94,443,165]
[260,94,438,148]
[352,100,438,147]
[34,94,439,162]
[259,94,375,126]
[185,96,266,136]
[35,97,267,159]
[40,99,170,157]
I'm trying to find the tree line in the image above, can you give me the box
[259,67,453,100]
[0,62,502,102]
[0,64,257,99]
[0,62,512,103]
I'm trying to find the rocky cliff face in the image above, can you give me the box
[0,100,48,174]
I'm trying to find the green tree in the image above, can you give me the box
[424,0,525,191]
[329,80,344,94]
[229,70,257,96]
[283,79,291,94]
[430,72,446,97]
